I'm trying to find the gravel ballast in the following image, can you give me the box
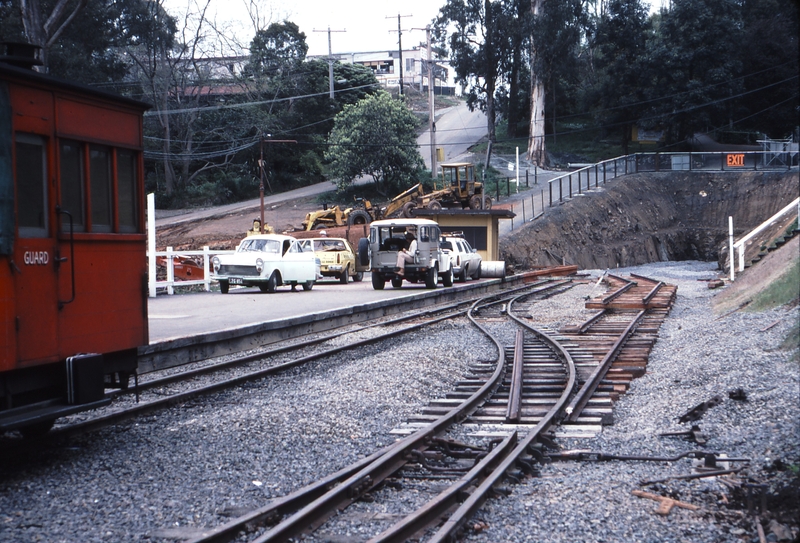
[0,260,797,543]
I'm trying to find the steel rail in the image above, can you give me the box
[0,284,555,461]
[247,294,513,543]
[565,309,646,422]
[423,294,578,542]
[505,330,525,423]
[563,308,606,334]
[631,273,665,305]
[182,281,574,543]
[365,433,519,543]
[601,274,636,304]
[122,299,477,392]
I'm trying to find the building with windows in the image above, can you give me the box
[310,47,456,95]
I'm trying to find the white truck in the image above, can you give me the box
[358,218,453,290]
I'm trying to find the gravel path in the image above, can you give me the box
[0,261,796,543]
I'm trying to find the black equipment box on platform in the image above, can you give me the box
[66,353,105,404]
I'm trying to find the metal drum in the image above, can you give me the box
[480,261,506,278]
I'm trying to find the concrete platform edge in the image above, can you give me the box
[138,276,522,374]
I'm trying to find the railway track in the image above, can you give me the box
[0,279,570,452]
[182,273,677,543]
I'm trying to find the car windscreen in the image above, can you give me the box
[238,238,281,253]
[313,240,346,251]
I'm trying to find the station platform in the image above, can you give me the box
[141,276,507,373]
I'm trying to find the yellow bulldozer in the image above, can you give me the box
[301,162,490,230]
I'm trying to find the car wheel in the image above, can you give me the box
[353,271,364,282]
[469,194,483,209]
[391,277,403,288]
[459,267,468,282]
[339,267,349,284]
[427,200,442,211]
[302,280,314,291]
[473,265,482,280]
[267,272,278,293]
[219,280,229,294]
[402,201,417,217]
[425,265,438,289]
[371,271,385,290]
[442,267,454,287]
[258,284,270,293]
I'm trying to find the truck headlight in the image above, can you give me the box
[256,258,264,273]
[212,256,220,272]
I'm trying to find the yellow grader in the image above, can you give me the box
[301,162,491,230]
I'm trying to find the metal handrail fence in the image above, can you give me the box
[501,150,797,233]
[546,150,797,208]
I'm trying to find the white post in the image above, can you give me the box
[203,246,211,292]
[147,193,156,297]
[728,216,735,282]
[515,147,520,193]
[166,246,174,295]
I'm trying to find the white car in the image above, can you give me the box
[211,234,320,293]
[441,234,482,282]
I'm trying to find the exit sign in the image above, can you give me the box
[726,154,745,167]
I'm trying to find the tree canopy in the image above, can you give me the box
[325,91,424,195]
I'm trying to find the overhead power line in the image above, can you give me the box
[143,81,380,116]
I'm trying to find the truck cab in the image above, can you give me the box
[359,218,453,289]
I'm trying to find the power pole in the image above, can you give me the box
[412,25,439,178]
[313,26,346,99]
[387,14,412,96]
[427,26,436,177]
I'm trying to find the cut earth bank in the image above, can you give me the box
[500,170,798,271]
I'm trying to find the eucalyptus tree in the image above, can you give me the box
[434,0,511,166]
[641,0,745,145]
[528,0,585,165]
[589,0,652,153]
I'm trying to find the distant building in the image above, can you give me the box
[310,48,456,95]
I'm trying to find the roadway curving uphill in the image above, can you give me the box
[501,170,798,270]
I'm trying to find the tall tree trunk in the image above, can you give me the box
[19,0,88,71]
[484,0,496,169]
[507,0,526,139]
[527,0,547,166]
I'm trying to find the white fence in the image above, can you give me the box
[147,246,234,297]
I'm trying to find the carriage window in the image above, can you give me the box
[90,145,112,232]
[16,134,48,238]
[60,140,85,232]
[117,150,138,232]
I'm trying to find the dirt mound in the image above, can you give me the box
[500,171,798,271]
[156,199,322,251]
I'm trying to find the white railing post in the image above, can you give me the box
[147,193,157,298]
[729,216,735,282]
[166,246,174,295]
[203,246,211,291]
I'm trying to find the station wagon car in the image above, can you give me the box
[298,237,364,284]
[211,234,320,293]
[441,234,482,282]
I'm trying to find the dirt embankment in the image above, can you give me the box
[500,171,798,271]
